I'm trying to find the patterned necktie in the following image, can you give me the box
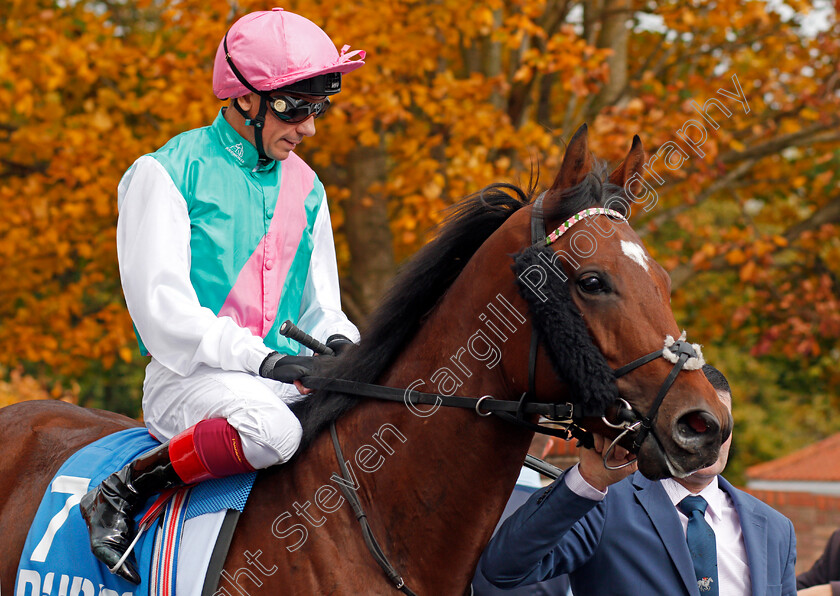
[677,495,719,596]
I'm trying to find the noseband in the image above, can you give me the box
[526,192,705,468]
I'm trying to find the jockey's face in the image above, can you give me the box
[233,92,320,161]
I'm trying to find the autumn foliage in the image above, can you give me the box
[2,0,839,477]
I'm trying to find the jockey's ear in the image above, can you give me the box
[608,135,646,190]
[549,124,593,194]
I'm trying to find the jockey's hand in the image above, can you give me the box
[259,352,317,384]
[325,334,355,356]
[577,433,637,492]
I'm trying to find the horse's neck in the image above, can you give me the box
[250,374,533,592]
[328,382,533,591]
[336,285,536,589]
[243,267,538,591]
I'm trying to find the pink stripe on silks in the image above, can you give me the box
[218,152,315,337]
[217,252,265,337]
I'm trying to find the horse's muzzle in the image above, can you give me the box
[633,408,733,479]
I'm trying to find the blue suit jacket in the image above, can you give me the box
[479,471,797,596]
[472,484,571,596]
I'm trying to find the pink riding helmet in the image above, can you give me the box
[213,8,365,100]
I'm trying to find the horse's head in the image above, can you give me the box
[296,124,730,480]
[497,125,732,479]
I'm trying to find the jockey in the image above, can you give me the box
[80,9,365,584]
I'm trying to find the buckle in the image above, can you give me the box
[545,402,574,421]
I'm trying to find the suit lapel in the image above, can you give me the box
[720,477,767,596]
[633,473,698,595]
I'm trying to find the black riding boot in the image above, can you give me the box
[79,441,184,584]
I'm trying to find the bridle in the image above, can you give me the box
[526,192,706,469]
[290,192,706,594]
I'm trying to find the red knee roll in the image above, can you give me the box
[170,424,216,484]
[171,418,257,485]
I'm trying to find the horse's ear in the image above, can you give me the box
[608,135,646,188]
[549,124,593,193]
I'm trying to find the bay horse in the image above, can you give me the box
[0,126,731,595]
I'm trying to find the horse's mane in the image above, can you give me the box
[290,181,536,452]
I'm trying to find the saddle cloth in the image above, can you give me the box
[14,427,257,596]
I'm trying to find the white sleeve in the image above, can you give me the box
[296,193,360,354]
[563,464,608,501]
[117,156,272,376]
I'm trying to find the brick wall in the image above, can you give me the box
[746,489,840,574]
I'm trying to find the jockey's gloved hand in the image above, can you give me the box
[259,352,317,383]
[325,334,355,356]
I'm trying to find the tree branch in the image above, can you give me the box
[719,120,840,164]
[637,158,758,238]
[669,194,840,290]
[0,158,49,178]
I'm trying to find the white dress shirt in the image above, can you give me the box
[661,476,751,596]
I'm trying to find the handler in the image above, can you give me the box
[80,9,364,583]
[479,365,797,596]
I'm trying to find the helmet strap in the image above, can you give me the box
[225,33,272,164]
[233,96,270,164]
[252,97,270,164]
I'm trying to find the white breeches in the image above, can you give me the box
[142,358,304,469]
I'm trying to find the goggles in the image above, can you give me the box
[267,94,331,124]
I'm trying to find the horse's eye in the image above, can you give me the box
[578,274,607,294]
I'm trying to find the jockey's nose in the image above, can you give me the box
[296,115,317,137]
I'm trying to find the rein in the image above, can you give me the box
[301,376,578,438]
[329,421,418,596]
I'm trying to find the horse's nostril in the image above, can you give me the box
[674,410,720,448]
[684,411,710,434]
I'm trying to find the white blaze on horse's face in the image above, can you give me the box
[620,240,650,272]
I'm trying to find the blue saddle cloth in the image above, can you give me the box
[15,427,256,596]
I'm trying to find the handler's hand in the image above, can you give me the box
[578,433,638,492]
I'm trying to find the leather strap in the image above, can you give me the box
[302,376,577,420]
[613,350,663,378]
[201,510,242,596]
[530,191,547,244]
[330,422,418,595]
[632,350,692,451]
[527,192,547,400]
